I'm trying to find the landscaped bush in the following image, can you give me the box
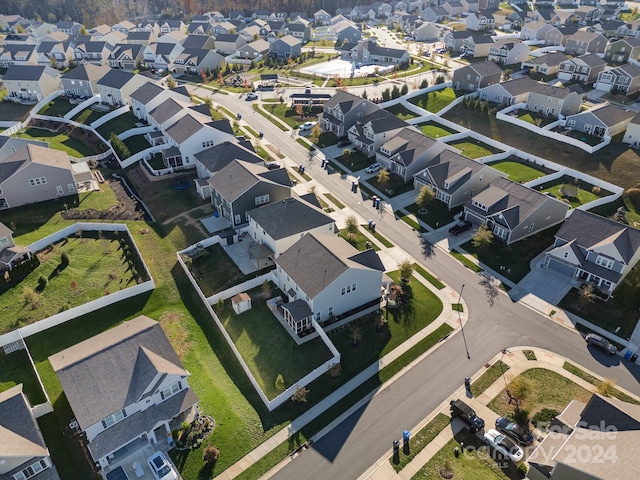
[60,252,70,267]
[531,408,559,427]
[203,445,220,463]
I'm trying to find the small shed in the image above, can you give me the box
[231,292,252,314]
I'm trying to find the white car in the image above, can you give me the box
[147,452,178,480]
[246,93,258,100]
[483,429,524,462]
[365,163,381,174]
[300,121,316,131]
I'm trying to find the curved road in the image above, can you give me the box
[196,90,640,480]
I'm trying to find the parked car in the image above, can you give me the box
[585,333,618,355]
[483,429,524,462]
[449,221,472,236]
[365,163,382,174]
[147,452,178,480]
[246,93,258,100]
[450,399,485,433]
[337,137,351,147]
[300,121,317,131]
[265,162,281,170]
[495,417,534,446]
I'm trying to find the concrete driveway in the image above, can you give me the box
[511,253,575,305]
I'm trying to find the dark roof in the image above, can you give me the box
[555,209,640,264]
[323,90,372,113]
[149,98,183,125]
[567,103,635,127]
[207,159,291,202]
[96,68,136,88]
[421,149,485,192]
[205,119,234,135]
[0,384,48,458]
[380,127,438,166]
[194,141,262,173]
[247,196,334,240]
[3,65,49,81]
[49,316,189,430]
[579,394,640,432]
[62,63,110,82]
[365,40,406,58]
[129,81,165,104]
[181,35,212,49]
[214,33,240,42]
[282,299,313,322]
[165,114,204,143]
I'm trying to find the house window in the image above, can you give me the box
[328,307,333,316]
[255,194,270,205]
[29,177,47,186]
[494,225,509,239]
[595,255,614,269]
[0,237,8,247]
[68,183,75,192]
[563,252,569,258]
[101,409,127,429]
[11,459,51,480]
[352,283,356,291]
[316,312,321,321]
[160,380,183,400]
[56,186,64,195]
[346,285,351,293]
[341,287,346,295]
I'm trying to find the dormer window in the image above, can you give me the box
[444,181,450,189]
[101,408,127,429]
[595,255,614,270]
[160,380,183,400]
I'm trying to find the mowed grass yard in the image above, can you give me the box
[443,105,640,190]
[0,349,47,405]
[417,121,458,139]
[215,295,333,399]
[385,103,419,120]
[96,112,139,138]
[187,244,245,297]
[262,103,322,129]
[447,138,503,159]
[487,159,547,183]
[0,234,138,334]
[16,127,96,158]
[408,87,458,113]
[535,175,611,209]
[71,107,106,125]
[38,99,76,117]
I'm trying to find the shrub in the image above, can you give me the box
[591,185,601,195]
[60,252,70,267]
[275,374,285,392]
[203,445,220,463]
[38,275,48,289]
[517,463,528,475]
[597,378,617,397]
[627,188,640,210]
[532,408,559,428]
[291,386,310,403]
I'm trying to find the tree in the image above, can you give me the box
[377,168,390,188]
[435,74,445,85]
[381,88,391,102]
[295,103,304,119]
[291,386,310,403]
[391,85,401,99]
[401,83,409,96]
[342,148,351,163]
[508,376,533,410]
[362,89,368,99]
[166,76,176,88]
[503,68,513,81]
[349,327,362,346]
[311,122,322,141]
[110,132,131,159]
[580,282,597,303]
[398,259,414,282]
[60,252,70,267]
[200,68,208,83]
[344,215,359,239]
[49,57,59,70]
[415,186,434,210]
[472,224,493,250]
[203,445,220,463]
[261,280,271,297]
[420,78,429,89]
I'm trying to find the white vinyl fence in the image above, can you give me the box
[90,105,130,129]
[64,95,101,120]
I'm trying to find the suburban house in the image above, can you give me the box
[452,60,503,91]
[160,20,185,33]
[72,41,112,65]
[543,209,640,294]
[420,6,450,23]
[36,41,73,68]
[283,21,311,43]
[319,91,379,138]
[213,33,247,56]
[623,112,640,146]
[465,11,495,31]
[247,195,336,258]
[413,150,505,209]
[575,5,604,23]
[0,221,31,269]
[269,35,302,59]
[173,48,224,75]
[193,141,263,198]
[180,35,215,51]
[604,38,640,64]
[49,316,200,470]
[330,20,362,45]
[462,177,569,245]
[487,40,529,65]
[352,40,409,65]
[521,51,569,76]
[565,30,608,55]
[443,30,471,53]
[107,43,144,70]
[441,1,465,17]
[544,25,580,47]
[314,9,332,26]
[0,44,38,68]
[130,82,189,123]
[478,76,538,105]
[96,69,147,106]
[208,159,292,226]
[274,233,384,334]
[412,21,441,42]
[520,21,554,41]
[564,103,635,138]
[527,394,640,480]
[595,63,640,94]
[2,65,60,102]
[0,144,79,210]
[375,127,448,183]
[0,384,59,480]
[141,42,183,71]
[125,31,157,46]
[558,53,607,84]
[526,83,584,117]
[462,34,495,58]
[347,109,409,158]
[60,63,110,98]
[236,39,270,60]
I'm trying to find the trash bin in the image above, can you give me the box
[213,211,219,218]
[403,430,411,443]
[624,350,633,360]
[631,354,638,363]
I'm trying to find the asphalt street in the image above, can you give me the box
[201,90,640,480]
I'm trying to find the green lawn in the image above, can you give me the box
[324,193,345,209]
[405,201,462,229]
[38,99,76,117]
[563,362,640,405]
[71,107,107,126]
[338,227,381,251]
[262,103,322,129]
[413,264,445,290]
[450,250,483,272]
[394,211,427,233]
[334,150,371,172]
[461,225,560,283]
[536,177,609,209]
[408,88,457,113]
[471,361,509,396]
[487,160,547,183]
[367,175,414,198]
[123,134,151,155]
[447,138,503,159]
[516,110,556,127]
[215,295,333,400]
[96,112,139,138]
[412,429,514,480]
[0,349,47,405]
[187,244,246,298]
[417,121,457,139]
[362,225,394,248]
[390,413,450,471]
[385,103,419,120]
[0,97,32,122]
[0,233,143,334]
[16,127,97,158]
[253,104,289,131]
[589,196,640,229]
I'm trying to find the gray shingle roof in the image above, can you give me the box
[194,141,262,172]
[129,81,165,104]
[165,114,204,143]
[61,63,110,82]
[0,384,48,458]
[247,196,334,240]
[421,149,484,192]
[282,299,313,321]
[568,103,635,127]
[323,90,370,113]
[3,65,48,81]
[207,159,291,202]
[97,68,136,88]
[275,233,383,299]
[149,98,183,125]
[49,316,188,430]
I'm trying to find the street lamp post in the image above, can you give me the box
[458,284,470,359]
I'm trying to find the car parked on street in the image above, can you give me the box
[246,93,258,100]
[265,162,281,170]
[450,399,485,433]
[147,452,178,480]
[365,163,381,174]
[483,428,524,462]
[585,333,618,355]
[449,220,472,236]
[300,121,316,131]
[495,417,534,446]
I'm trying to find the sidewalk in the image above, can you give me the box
[359,346,640,480]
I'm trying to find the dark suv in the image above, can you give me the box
[450,399,485,433]
[585,333,618,355]
[449,221,472,236]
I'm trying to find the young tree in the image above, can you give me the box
[349,327,362,346]
[580,282,597,303]
[398,259,414,282]
[503,68,513,81]
[381,88,391,102]
[391,85,401,99]
[415,186,434,210]
[435,74,445,85]
[400,83,409,96]
[344,215,359,239]
[472,224,493,250]
[377,168,390,188]
[508,376,533,410]
[165,76,177,88]
[203,445,220,463]
[291,386,310,403]
[311,122,322,141]
[295,103,304,119]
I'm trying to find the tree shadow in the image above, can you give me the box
[421,236,436,259]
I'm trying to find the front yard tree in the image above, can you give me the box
[350,327,362,346]
[311,122,322,141]
[377,168,390,188]
[415,186,434,210]
[508,376,533,410]
[344,215,359,239]
[401,83,409,96]
[472,224,493,251]
[398,259,414,282]
[295,103,304,119]
[166,76,176,88]
[291,386,310,403]
[203,445,220,463]
[580,282,597,303]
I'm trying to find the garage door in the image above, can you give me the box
[547,257,576,277]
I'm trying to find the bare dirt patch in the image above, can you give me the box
[62,179,145,221]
